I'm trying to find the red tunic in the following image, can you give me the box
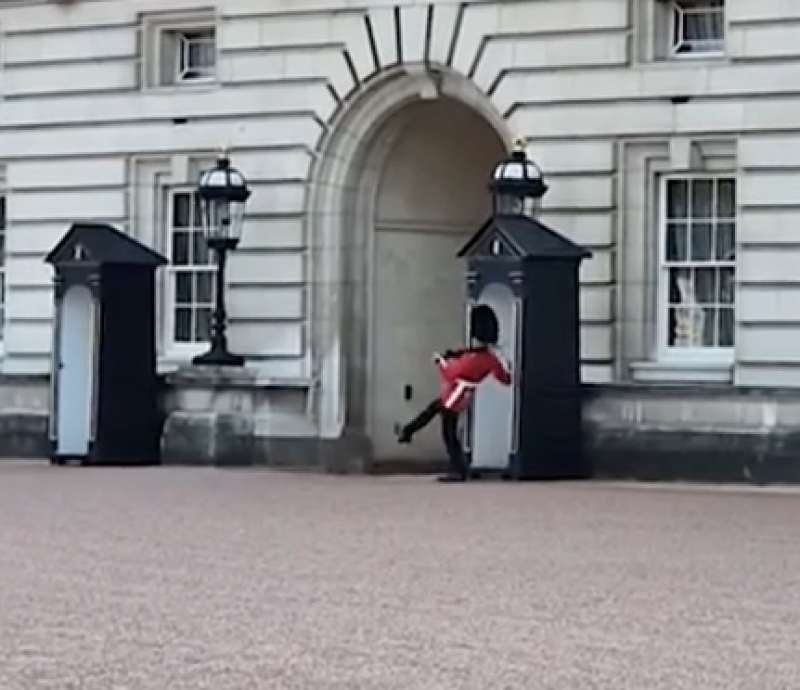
[436,348,512,412]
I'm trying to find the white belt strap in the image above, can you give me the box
[444,379,478,409]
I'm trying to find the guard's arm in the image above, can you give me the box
[492,354,512,385]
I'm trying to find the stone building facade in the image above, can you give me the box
[1,0,799,481]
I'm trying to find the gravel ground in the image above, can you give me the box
[0,463,799,689]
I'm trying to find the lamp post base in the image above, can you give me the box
[192,346,245,368]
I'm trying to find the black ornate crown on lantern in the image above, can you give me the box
[488,139,548,216]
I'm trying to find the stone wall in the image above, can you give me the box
[584,385,800,484]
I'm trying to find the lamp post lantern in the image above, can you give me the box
[489,139,548,218]
[192,155,251,367]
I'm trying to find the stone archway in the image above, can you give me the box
[308,67,510,465]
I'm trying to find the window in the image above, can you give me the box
[140,12,217,88]
[0,195,5,341]
[167,191,215,346]
[172,28,216,82]
[671,0,724,56]
[661,176,735,354]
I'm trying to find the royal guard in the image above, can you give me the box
[397,305,512,482]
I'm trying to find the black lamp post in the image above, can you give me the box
[489,139,548,217]
[192,156,251,367]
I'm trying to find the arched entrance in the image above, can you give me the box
[309,68,509,465]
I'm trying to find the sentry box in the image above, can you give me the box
[458,144,592,480]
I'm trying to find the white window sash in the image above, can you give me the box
[657,174,736,362]
[164,189,217,358]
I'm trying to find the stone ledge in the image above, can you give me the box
[166,366,314,390]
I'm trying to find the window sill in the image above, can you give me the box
[630,360,733,384]
[647,54,727,67]
[669,51,725,61]
[143,82,219,95]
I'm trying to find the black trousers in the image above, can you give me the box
[401,399,467,478]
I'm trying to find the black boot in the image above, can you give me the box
[436,473,466,483]
[395,422,411,444]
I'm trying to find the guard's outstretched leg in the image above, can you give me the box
[397,399,442,444]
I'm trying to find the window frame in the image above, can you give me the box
[174,28,217,84]
[669,0,725,59]
[141,11,218,91]
[164,188,217,358]
[657,173,736,363]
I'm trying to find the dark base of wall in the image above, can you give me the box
[160,412,377,474]
[0,414,49,459]
[7,408,800,485]
[586,427,800,484]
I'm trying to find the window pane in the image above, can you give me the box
[173,193,191,228]
[193,194,204,229]
[719,308,735,347]
[701,308,717,347]
[717,179,736,218]
[716,222,735,260]
[172,231,189,265]
[196,272,214,303]
[691,180,714,218]
[718,268,735,304]
[175,308,192,342]
[668,308,679,346]
[193,231,210,265]
[667,180,688,218]
[189,40,215,69]
[691,223,713,260]
[670,306,703,347]
[197,308,213,341]
[695,268,716,304]
[684,11,723,42]
[669,268,692,305]
[175,273,192,304]
[666,223,688,261]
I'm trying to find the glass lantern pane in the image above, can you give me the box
[229,200,246,241]
[495,193,524,215]
[207,199,231,239]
